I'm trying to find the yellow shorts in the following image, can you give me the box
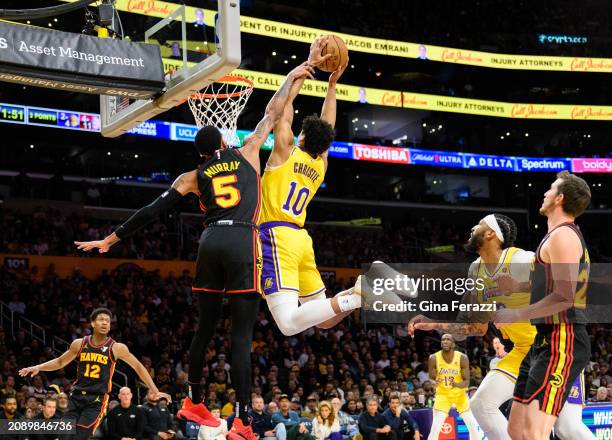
[433,390,470,414]
[493,346,530,381]
[259,222,325,298]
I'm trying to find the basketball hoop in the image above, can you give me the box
[188,75,254,147]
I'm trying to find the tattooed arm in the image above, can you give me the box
[241,63,315,165]
[74,171,199,253]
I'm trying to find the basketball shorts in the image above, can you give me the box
[493,344,530,381]
[65,392,109,436]
[259,222,325,298]
[513,323,590,416]
[433,390,470,414]
[193,224,262,294]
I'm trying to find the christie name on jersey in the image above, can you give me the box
[203,161,241,178]
[294,162,320,183]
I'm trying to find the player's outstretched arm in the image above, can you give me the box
[268,36,331,167]
[241,63,315,165]
[74,171,199,253]
[112,343,171,402]
[319,57,348,171]
[453,353,470,389]
[19,338,82,377]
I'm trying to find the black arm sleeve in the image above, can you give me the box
[115,188,183,240]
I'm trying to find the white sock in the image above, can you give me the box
[470,370,514,440]
[460,410,481,440]
[428,410,448,440]
[337,293,361,312]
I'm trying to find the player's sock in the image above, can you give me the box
[460,410,481,440]
[189,381,203,404]
[337,293,361,311]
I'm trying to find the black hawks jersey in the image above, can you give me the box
[531,222,589,325]
[74,335,116,394]
[196,148,261,224]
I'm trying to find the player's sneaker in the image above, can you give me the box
[354,262,410,307]
[230,417,257,440]
[177,397,220,427]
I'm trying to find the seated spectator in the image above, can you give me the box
[55,393,69,416]
[382,395,420,440]
[141,390,175,440]
[107,387,145,440]
[301,395,318,420]
[242,396,286,440]
[358,398,396,440]
[221,389,236,418]
[271,395,314,440]
[1,376,17,399]
[398,393,415,412]
[595,386,610,402]
[0,396,21,420]
[311,401,341,440]
[198,404,227,440]
[343,400,360,417]
[330,398,358,439]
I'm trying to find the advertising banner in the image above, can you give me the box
[0,21,164,98]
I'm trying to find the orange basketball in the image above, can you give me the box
[319,35,348,72]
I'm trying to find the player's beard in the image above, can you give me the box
[464,230,484,254]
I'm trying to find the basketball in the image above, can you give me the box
[319,35,349,72]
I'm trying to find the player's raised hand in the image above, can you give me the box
[492,274,521,295]
[19,365,40,377]
[407,314,434,335]
[329,59,349,85]
[289,62,315,81]
[151,391,172,403]
[308,36,332,66]
[74,239,111,253]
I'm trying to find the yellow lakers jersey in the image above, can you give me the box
[435,351,463,395]
[260,147,325,227]
[473,247,537,348]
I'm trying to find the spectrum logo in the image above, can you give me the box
[572,158,612,173]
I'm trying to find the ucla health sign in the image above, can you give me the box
[409,149,464,168]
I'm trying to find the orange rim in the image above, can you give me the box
[190,75,254,100]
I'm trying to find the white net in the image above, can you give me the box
[188,76,254,147]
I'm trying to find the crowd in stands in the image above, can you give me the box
[1,258,612,438]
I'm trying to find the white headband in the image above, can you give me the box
[483,214,504,243]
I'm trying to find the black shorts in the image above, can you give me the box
[65,392,109,435]
[193,224,261,294]
[513,323,590,416]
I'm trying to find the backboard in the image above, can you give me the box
[100,0,241,138]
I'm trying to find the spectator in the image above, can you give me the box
[301,395,318,420]
[198,404,227,440]
[32,397,60,440]
[311,401,341,440]
[247,396,286,440]
[1,376,16,399]
[399,393,415,412]
[488,338,506,370]
[596,387,610,402]
[330,397,358,439]
[267,402,279,416]
[25,396,40,418]
[141,390,175,440]
[343,400,360,417]
[55,393,69,416]
[107,387,145,440]
[0,397,21,420]
[358,398,395,440]
[271,395,314,440]
[221,389,236,418]
[382,395,420,440]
